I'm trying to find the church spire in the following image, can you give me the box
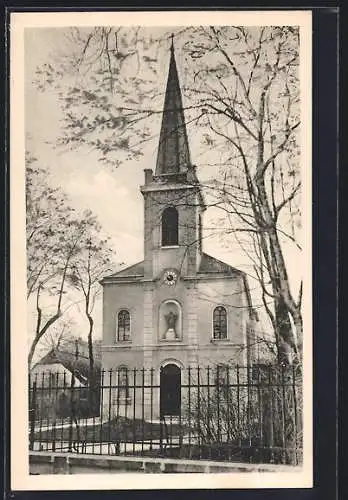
[155,36,191,176]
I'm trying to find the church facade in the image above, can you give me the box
[101,43,258,419]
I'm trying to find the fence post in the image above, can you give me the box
[141,368,145,454]
[107,369,112,455]
[236,365,241,451]
[132,368,137,454]
[99,369,104,455]
[159,367,163,454]
[29,381,37,451]
[52,372,60,452]
[188,366,191,455]
[150,368,154,451]
[292,364,299,465]
[216,365,221,448]
[226,366,230,452]
[281,364,287,464]
[196,366,201,455]
[267,364,275,463]
[206,366,211,459]
[68,372,75,452]
[247,365,252,460]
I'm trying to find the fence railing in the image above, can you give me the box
[29,364,303,465]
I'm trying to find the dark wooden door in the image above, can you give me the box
[160,364,181,417]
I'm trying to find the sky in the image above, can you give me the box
[24,27,304,354]
[24,28,252,266]
[24,28,221,265]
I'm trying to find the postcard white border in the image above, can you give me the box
[10,10,313,490]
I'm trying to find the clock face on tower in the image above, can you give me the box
[163,269,179,286]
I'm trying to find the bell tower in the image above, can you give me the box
[140,39,206,280]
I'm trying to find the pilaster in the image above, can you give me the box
[143,284,154,419]
[186,285,199,366]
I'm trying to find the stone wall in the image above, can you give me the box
[29,451,300,475]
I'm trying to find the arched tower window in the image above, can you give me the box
[162,207,178,246]
[117,310,131,341]
[213,306,227,339]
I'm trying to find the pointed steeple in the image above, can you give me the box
[155,37,191,176]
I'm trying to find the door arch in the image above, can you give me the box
[160,364,181,417]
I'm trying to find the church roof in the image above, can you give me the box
[155,39,192,177]
[104,253,242,280]
[198,253,242,275]
[107,260,145,278]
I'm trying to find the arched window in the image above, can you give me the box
[162,207,178,246]
[112,366,130,405]
[214,364,229,398]
[117,310,131,341]
[118,366,129,400]
[213,306,227,339]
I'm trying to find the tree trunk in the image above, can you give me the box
[28,253,71,367]
[291,309,303,365]
[28,336,40,368]
[274,298,293,365]
[259,195,302,359]
[86,311,95,411]
[28,310,62,368]
[252,178,302,360]
[87,314,94,378]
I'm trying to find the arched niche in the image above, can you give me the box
[159,299,182,341]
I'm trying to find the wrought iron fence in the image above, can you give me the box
[29,364,303,465]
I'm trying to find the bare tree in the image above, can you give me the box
[26,153,114,367]
[68,230,113,398]
[180,27,302,362]
[37,318,75,354]
[182,364,302,464]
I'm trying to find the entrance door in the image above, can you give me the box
[160,364,181,417]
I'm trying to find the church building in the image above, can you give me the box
[101,41,258,419]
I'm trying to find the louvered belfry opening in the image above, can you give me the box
[161,206,179,246]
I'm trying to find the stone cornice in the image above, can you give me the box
[101,342,243,352]
[101,274,240,285]
[140,183,197,194]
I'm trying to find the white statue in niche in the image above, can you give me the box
[159,300,181,341]
[164,310,178,340]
